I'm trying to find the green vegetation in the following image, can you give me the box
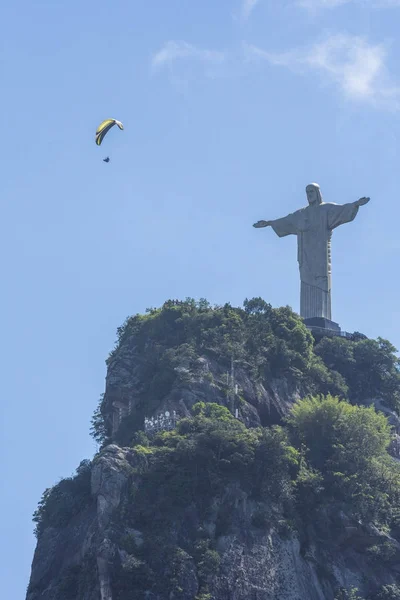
[111,398,398,598]
[26,559,97,600]
[106,403,298,598]
[91,298,400,446]
[32,299,400,598]
[122,397,399,535]
[92,298,400,445]
[32,459,93,537]
[287,394,399,523]
[315,336,400,411]
[33,394,400,598]
[127,403,267,528]
[90,393,110,446]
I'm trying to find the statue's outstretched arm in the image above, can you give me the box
[354,196,370,207]
[253,220,273,228]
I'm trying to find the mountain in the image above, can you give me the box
[26,298,400,600]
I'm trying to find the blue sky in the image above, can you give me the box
[2,0,400,597]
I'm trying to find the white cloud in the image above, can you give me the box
[297,0,400,9]
[241,0,260,19]
[151,41,225,70]
[297,0,351,9]
[244,35,400,109]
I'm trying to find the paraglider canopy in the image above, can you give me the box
[95,119,124,146]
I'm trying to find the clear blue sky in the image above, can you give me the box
[2,0,400,597]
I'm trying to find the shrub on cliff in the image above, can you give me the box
[124,402,297,533]
[315,336,400,411]
[287,395,400,525]
[32,459,92,537]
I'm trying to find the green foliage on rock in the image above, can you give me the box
[106,298,332,385]
[287,395,400,525]
[315,336,400,411]
[96,298,367,444]
[32,459,93,537]
[128,403,273,528]
[90,393,110,447]
[113,555,155,600]
[106,402,299,599]
[34,389,400,599]
[33,297,400,598]
[96,298,400,447]
[107,397,400,599]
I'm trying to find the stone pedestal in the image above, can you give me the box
[303,317,342,340]
[303,317,340,332]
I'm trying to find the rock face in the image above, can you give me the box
[26,443,400,600]
[103,329,399,451]
[104,342,304,440]
[26,445,145,600]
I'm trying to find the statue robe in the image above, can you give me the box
[270,201,359,320]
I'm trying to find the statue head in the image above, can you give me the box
[306,183,323,205]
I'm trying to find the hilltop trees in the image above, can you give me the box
[315,336,400,411]
[92,298,400,447]
[287,394,400,524]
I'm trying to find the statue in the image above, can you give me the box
[253,183,370,322]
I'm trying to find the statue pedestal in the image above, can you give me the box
[303,317,341,332]
[303,317,343,340]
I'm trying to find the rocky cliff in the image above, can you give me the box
[26,299,400,600]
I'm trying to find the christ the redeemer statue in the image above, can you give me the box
[253,183,370,322]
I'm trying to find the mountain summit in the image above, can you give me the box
[26,299,400,600]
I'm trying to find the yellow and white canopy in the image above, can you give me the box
[95,119,124,146]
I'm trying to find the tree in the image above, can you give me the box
[90,394,109,447]
[286,395,400,522]
[243,297,272,316]
[315,337,400,411]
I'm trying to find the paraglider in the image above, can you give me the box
[95,118,124,146]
